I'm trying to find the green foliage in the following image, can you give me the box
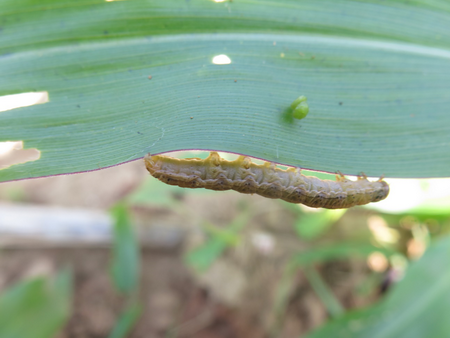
[108,302,142,338]
[303,266,345,318]
[293,209,347,240]
[108,204,142,336]
[128,177,187,208]
[0,270,72,338]
[290,242,396,267]
[185,212,251,271]
[272,236,391,336]
[2,0,450,182]
[306,234,450,338]
[403,196,450,219]
[110,204,140,295]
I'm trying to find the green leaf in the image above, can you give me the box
[306,234,450,338]
[290,242,396,267]
[303,266,345,318]
[127,176,187,208]
[0,270,72,338]
[1,0,450,182]
[185,212,250,271]
[293,209,347,240]
[110,204,140,294]
[185,235,229,272]
[108,302,142,338]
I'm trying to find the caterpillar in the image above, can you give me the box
[144,152,389,209]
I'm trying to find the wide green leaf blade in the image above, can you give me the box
[1,0,450,182]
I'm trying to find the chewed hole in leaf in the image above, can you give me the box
[0,91,49,113]
[0,141,40,170]
[212,54,231,65]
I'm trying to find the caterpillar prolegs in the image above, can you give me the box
[144,152,389,209]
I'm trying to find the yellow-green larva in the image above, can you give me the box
[144,152,389,209]
[291,95,309,120]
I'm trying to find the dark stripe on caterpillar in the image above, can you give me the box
[144,152,389,209]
